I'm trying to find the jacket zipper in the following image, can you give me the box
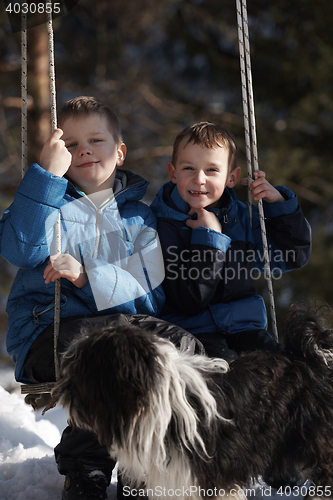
[93,210,102,258]
[74,180,146,259]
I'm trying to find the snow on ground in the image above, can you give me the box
[0,367,117,500]
[0,366,306,500]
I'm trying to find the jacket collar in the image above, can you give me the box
[66,168,148,208]
[170,185,190,213]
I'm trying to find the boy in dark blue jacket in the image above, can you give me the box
[151,122,311,359]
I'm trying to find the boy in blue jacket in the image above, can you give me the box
[151,122,311,359]
[0,96,172,499]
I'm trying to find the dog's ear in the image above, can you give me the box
[95,326,161,446]
[57,324,162,449]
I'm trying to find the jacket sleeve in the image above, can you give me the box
[75,209,165,316]
[158,219,231,316]
[0,163,67,268]
[255,186,311,273]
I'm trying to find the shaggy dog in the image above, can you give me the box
[54,305,333,499]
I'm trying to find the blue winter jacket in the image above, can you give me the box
[150,181,311,337]
[0,164,165,382]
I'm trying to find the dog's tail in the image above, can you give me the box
[284,303,333,368]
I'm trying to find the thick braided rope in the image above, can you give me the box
[21,13,28,176]
[236,0,278,340]
[46,9,61,380]
[235,1,252,223]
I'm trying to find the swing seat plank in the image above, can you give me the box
[21,382,56,394]
[21,383,58,412]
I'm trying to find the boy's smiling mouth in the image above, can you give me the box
[189,190,208,194]
[77,161,99,168]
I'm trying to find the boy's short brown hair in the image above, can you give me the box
[171,122,238,172]
[58,96,123,145]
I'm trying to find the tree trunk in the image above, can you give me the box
[27,23,51,166]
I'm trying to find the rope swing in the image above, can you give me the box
[20,9,60,404]
[46,8,62,383]
[236,0,278,340]
[21,12,28,177]
[19,1,279,409]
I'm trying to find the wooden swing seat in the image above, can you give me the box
[21,382,57,412]
[21,382,55,395]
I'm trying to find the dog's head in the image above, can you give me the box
[54,324,165,449]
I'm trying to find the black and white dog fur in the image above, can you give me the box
[55,305,333,499]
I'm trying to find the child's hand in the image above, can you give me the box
[240,171,285,204]
[40,129,72,177]
[186,208,222,232]
[44,253,88,288]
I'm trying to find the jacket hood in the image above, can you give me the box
[115,168,149,203]
[150,181,235,221]
[66,168,149,205]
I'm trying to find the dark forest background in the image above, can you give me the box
[1,0,333,365]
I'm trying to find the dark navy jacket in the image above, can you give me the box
[150,181,311,336]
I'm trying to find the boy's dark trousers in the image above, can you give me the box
[195,329,283,360]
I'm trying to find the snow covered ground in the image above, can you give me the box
[0,366,118,500]
[0,365,307,500]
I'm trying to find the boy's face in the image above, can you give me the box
[61,114,126,195]
[168,139,240,209]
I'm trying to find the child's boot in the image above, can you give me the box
[61,461,113,500]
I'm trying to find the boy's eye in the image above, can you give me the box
[66,143,76,149]
[91,139,102,143]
